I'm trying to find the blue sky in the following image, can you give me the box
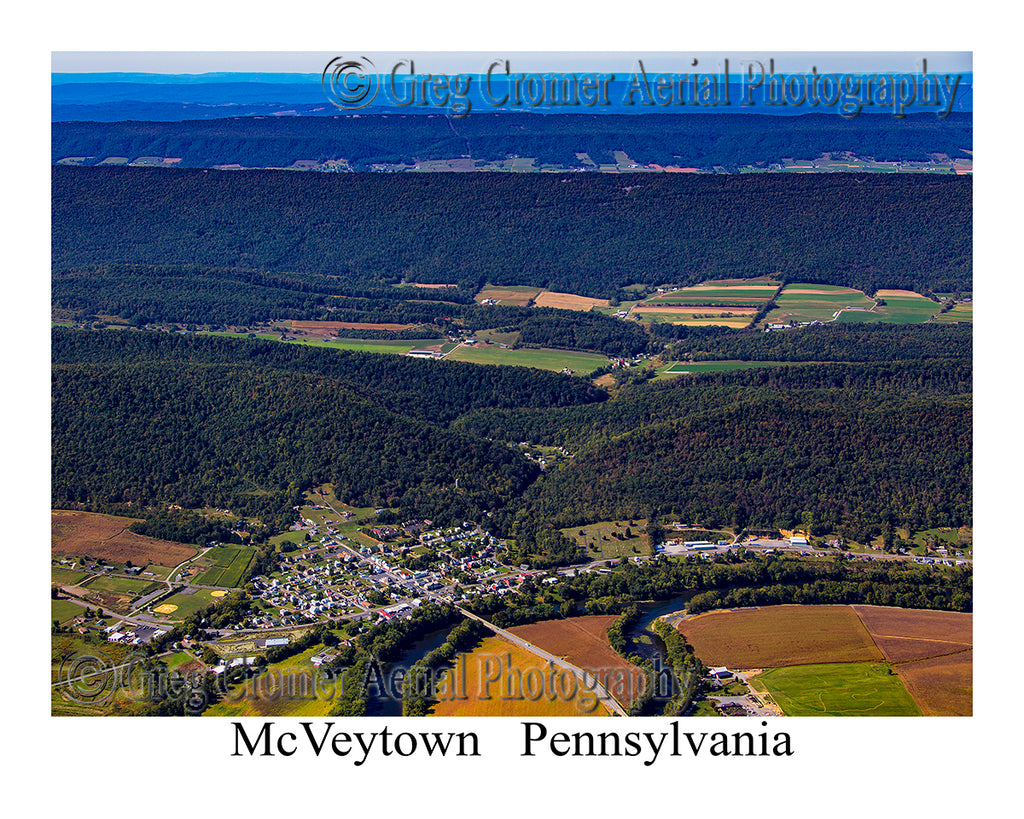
[51,51,972,77]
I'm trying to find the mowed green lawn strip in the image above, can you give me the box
[755,662,921,716]
[447,345,607,374]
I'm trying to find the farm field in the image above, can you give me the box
[678,605,883,668]
[446,344,608,374]
[766,283,877,324]
[851,606,972,663]
[873,289,944,323]
[749,662,921,716]
[658,360,799,377]
[289,320,419,334]
[52,509,199,567]
[187,545,256,588]
[931,303,973,323]
[475,284,543,306]
[644,280,780,306]
[683,605,972,716]
[561,520,648,560]
[892,650,972,716]
[632,305,755,327]
[431,636,612,716]
[204,331,436,356]
[532,290,610,311]
[507,616,647,707]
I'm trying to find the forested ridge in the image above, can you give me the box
[53,166,971,298]
[52,327,969,568]
[52,112,972,170]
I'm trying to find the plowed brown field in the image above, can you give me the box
[678,605,882,668]
[51,510,198,566]
[508,616,646,706]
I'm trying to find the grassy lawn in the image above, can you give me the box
[446,345,608,374]
[751,662,921,716]
[51,567,91,585]
[80,575,159,596]
[150,588,223,620]
[52,598,85,625]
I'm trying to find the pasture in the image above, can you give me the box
[750,662,921,716]
[431,636,611,717]
[52,509,199,568]
[562,520,648,560]
[446,345,608,374]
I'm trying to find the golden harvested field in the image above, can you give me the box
[508,616,646,706]
[894,649,972,716]
[475,286,543,306]
[532,291,610,311]
[51,510,198,567]
[431,636,611,717]
[852,606,972,663]
[290,320,413,334]
[678,605,882,668]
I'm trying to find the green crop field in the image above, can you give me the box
[752,662,921,716]
[872,291,943,324]
[767,284,877,324]
[931,303,973,323]
[659,360,798,376]
[192,546,255,588]
[446,345,607,374]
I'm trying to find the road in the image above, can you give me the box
[455,606,629,717]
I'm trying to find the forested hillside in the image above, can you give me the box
[52,112,973,170]
[53,166,972,298]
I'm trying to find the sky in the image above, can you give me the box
[51,50,972,76]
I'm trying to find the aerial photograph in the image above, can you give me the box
[50,48,973,724]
